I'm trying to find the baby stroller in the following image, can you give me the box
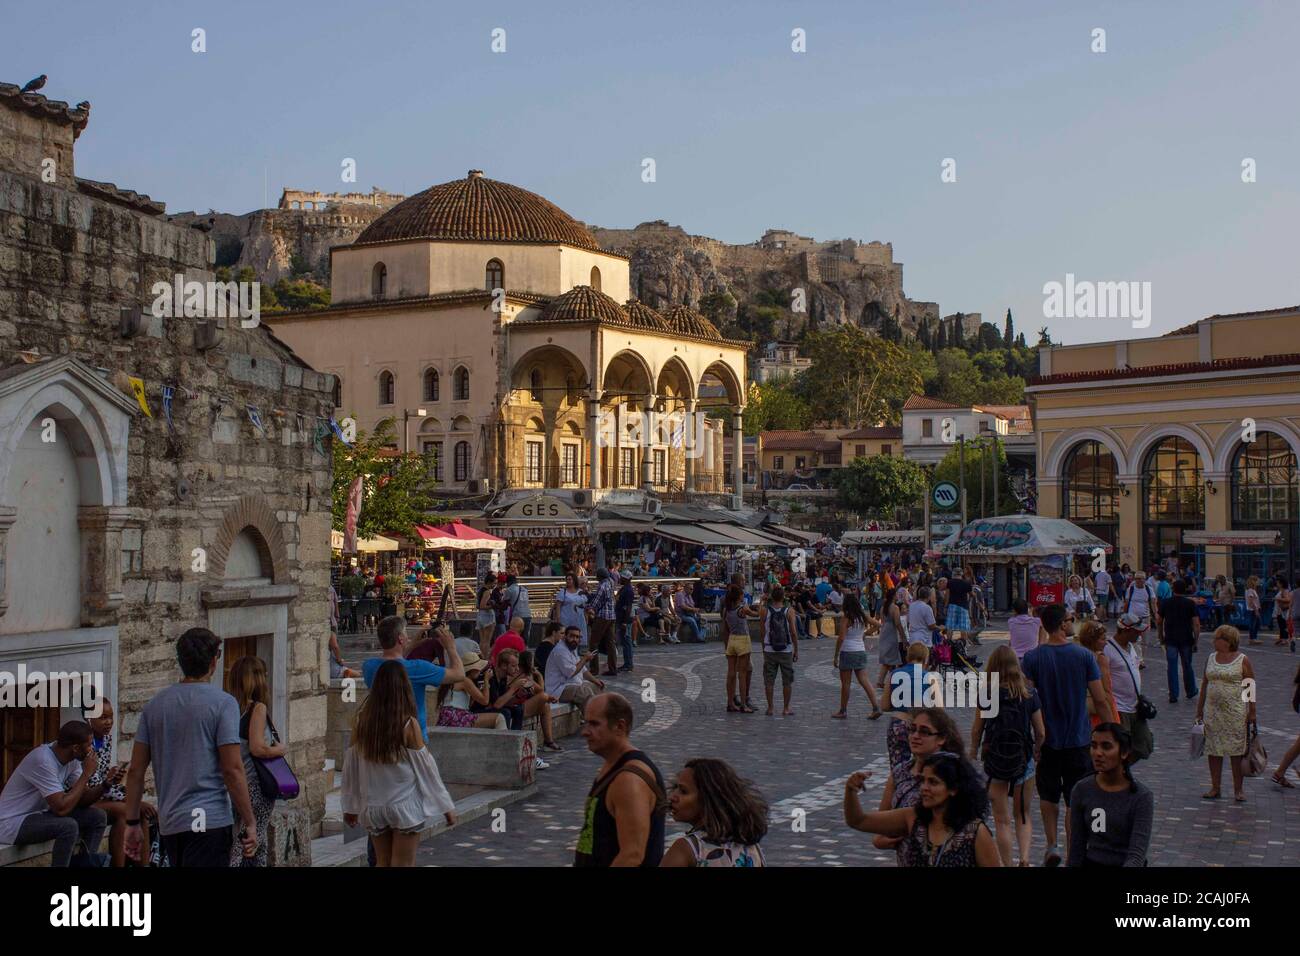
[930,627,981,675]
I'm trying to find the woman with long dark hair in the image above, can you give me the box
[227,656,285,867]
[832,593,882,719]
[722,584,759,713]
[845,753,999,867]
[876,585,905,702]
[342,660,456,866]
[661,758,768,866]
[1066,722,1153,866]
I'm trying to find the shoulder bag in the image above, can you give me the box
[251,712,300,801]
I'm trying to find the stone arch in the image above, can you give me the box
[1129,423,1213,477]
[1212,418,1300,474]
[655,356,695,403]
[510,344,590,399]
[603,349,654,402]
[1044,428,1129,479]
[699,359,744,409]
[209,494,290,585]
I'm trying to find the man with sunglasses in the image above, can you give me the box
[1021,604,1111,868]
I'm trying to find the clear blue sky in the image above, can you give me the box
[5,0,1298,343]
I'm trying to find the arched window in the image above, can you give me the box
[485,258,504,292]
[372,262,387,298]
[529,368,543,403]
[1231,432,1299,586]
[453,366,470,401]
[423,368,439,402]
[378,370,395,406]
[1062,440,1119,523]
[454,441,471,481]
[589,266,601,292]
[1142,436,1203,572]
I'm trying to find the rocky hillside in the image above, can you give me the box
[176,204,966,341]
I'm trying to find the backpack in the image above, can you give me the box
[982,691,1032,783]
[766,604,792,651]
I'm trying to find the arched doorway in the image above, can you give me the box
[1142,436,1204,573]
[1230,432,1298,587]
[1061,439,1119,550]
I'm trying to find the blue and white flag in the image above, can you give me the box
[247,405,266,435]
[162,386,176,434]
[328,417,351,446]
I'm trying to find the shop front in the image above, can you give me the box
[487,494,595,576]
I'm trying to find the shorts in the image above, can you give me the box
[1017,756,1036,785]
[763,651,795,686]
[476,610,495,628]
[946,604,971,631]
[436,706,478,728]
[1035,745,1092,805]
[725,633,753,657]
[837,650,869,671]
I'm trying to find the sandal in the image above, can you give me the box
[1234,793,1247,803]
[831,711,847,719]
[1272,772,1296,788]
[868,709,883,720]
[542,741,564,753]
[726,704,742,713]
[740,703,756,713]
[1202,791,1221,800]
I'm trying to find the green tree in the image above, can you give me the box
[933,436,1019,517]
[976,321,1003,351]
[744,378,812,435]
[699,290,737,327]
[267,278,331,312]
[333,417,437,539]
[1003,308,1014,348]
[289,252,313,277]
[797,326,927,426]
[951,314,966,349]
[931,349,982,406]
[834,454,928,515]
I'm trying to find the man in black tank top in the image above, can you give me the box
[574,693,666,867]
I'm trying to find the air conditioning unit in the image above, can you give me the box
[641,498,662,516]
[467,478,492,495]
[570,490,591,508]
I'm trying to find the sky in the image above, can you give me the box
[5,0,1299,344]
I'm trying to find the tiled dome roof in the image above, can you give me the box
[354,170,601,250]
[622,299,670,332]
[660,304,723,341]
[537,286,630,325]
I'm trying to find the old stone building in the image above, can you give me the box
[0,80,335,856]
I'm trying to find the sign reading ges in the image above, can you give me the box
[932,481,960,511]
[501,496,580,521]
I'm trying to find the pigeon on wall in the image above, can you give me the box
[20,74,47,94]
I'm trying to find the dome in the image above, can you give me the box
[353,170,602,251]
[660,304,723,341]
[622,299,670,332]
[537,286,630,325]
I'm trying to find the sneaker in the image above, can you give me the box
[534,756,550,770]
[1043,845,1062,868]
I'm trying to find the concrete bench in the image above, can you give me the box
[0,840,56,867]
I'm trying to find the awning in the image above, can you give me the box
[764,523,824,545]
[696,522,789,548]
[414,521,507,551]
[330,529,400,552]
[655,523,745,547]
[932,515,1113,561]
[841,530,927,547]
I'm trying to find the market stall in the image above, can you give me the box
[403,521,507,625]
[486,494,595,576]
[930,515,1113,609]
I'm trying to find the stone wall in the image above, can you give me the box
[0,97,337,836]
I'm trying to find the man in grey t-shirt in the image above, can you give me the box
[123,627,257,866]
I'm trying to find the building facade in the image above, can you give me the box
[752,341,812,383]
[902,396,1035,468]
[269,171,749,501]
[1026,306,1300,584]
[0,80,335,848]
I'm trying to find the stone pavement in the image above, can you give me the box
[398,623,1300,867]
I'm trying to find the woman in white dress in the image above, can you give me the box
[342,660,457,866]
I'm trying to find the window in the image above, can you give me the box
[619,448,636,486]
[773,455,784,470]
[653,449,666,485]
[453,366,470,401]
[530,368,543,403]
[562,444,579,484]
[332,375,342,409]
[795,456,806,469]
[454,441,471,481]
[1063,440,1119,523]
[589,266,601,292]
[525,441,543,483]
[1142,436,1204,570]
[855,444,866,457]
[979,419,993,434]
[423,368,439,402]
[372,262,387,298]
[423,440,444,481]
[881,445,892,456]
[378,370,395,406]
[485,259,504,292]
[922,418,933,438]
[1233,432,1297,522]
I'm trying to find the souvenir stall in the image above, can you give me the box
[840,530,927,584]
[404,521,507,625]
[485,495,596,577]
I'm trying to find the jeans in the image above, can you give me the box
[678,614,704,643]
[1247,610,1261,643]
[617,620,634,669]
[14,806,108,867]
[1165,643,1197,700]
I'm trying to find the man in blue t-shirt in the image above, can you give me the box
[1022,603,1110,869]
[363,617,464,740]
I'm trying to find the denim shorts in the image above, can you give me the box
[837,650,869,672]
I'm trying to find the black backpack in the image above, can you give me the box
[766,604,792,651]
[982,691,1031,783]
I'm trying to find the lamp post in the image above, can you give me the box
[403,407,427,453]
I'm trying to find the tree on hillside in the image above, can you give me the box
[1003,308,1014,348]
[796,326,928,427]
[699,289,737,327]
[834,454,928,516]
[976,322,1003,351]
[951,314,966,349]
[332,417,437,539]
[745,378,812,435]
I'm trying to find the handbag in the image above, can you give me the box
[1189,720,1205,759]
[1241,722,1267,777]
[1108,638,1158,721]
[251,715,300,801]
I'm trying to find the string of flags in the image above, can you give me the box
[115,375,351,453]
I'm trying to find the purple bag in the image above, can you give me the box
[251,716,300,800]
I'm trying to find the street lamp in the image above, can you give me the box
[403,407,427,453]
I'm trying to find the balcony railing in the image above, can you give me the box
[503,464,588,490]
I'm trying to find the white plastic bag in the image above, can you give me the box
[1189,720,1205,759]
